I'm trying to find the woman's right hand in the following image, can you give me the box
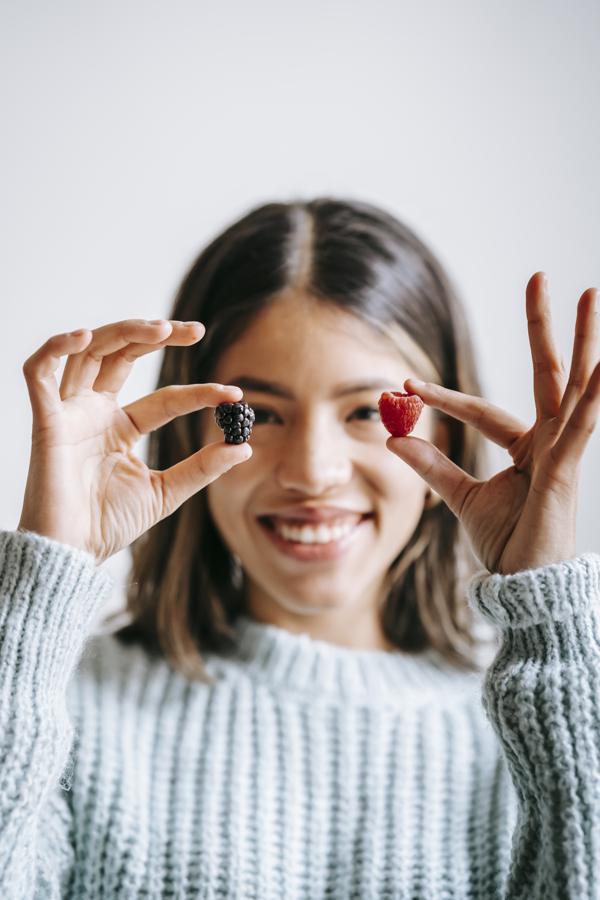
[17,319,251,565]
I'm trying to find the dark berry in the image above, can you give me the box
[215,401,255,443]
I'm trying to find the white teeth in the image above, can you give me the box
[273,517,361,544]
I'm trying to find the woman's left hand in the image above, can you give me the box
[386,272,600,575]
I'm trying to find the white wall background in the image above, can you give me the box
[1,0,599,623]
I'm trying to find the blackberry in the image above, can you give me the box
[214,401,255,444]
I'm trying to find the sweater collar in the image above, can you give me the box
[210,614,486,704]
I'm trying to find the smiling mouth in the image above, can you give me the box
[258,513,374,545]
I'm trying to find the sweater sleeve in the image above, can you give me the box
[466,551,600,900]
[0,529,114,898]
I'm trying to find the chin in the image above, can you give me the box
[250,582,349,617]
[276,595,345,615]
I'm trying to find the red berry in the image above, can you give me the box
[378,391,424,437]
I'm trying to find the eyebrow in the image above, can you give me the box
[229,376,395,400]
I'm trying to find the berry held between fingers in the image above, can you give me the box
[215,401,255,444]
[378,391,424,437]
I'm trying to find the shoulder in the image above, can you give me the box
[65,631,173,727]
[77,631,153,686]
[65,630,228,719]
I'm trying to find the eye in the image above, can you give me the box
[349,406,381,422]
[250,406,282,425]
[249,405,381,426]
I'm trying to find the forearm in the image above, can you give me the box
[468,552,600,899]
[0,529,113,893]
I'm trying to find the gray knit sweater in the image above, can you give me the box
[1,527,599,899]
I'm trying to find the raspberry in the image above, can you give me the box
[378,391,424,437]
[214,401,255,444]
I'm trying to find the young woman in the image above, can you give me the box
[2,198,599,898]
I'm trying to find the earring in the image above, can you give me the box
[424,488,442,509]
[231,553,244,590]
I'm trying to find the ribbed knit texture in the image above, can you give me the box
[1,528,599,899]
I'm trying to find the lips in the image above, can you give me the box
[256,511,374,562]
[258,505,372,524]
[258,511,373,531]
[263,511,363,528]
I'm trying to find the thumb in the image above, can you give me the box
[386,435,478,519]
[157,440,252,519]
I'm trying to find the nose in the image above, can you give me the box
[274,414,353,494]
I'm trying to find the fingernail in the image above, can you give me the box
[183,321,202,327]
[222,384,242,392]
[408,378,426,388]
[149,319,165,324]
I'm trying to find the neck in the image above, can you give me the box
[245,581,398,652]
[207,613,482,707]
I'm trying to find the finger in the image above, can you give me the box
[22,329,93,421]
[92,320,205,395]
[509,425,535,473]
[122,383,244,436]
[386,434,480,520]
[526,272,568,420]
[558,287,599,423]
[156,439,252,520]
[549,360,600,474]
[59,319,174,399]
[403,378,528,451]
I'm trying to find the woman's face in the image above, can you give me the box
[201,292,446,648]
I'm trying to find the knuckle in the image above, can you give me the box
[452,479,471,520]
[155,472,171,517]
[86,346,104,363]
[541,467,573,497]
[115,347,139,364]
[159,385,178,416]
[533,358,563,376]
[196,452,210,481]
[120,322,136,339]
[473,402,488,430]
[527,312,546,327]
[582,420,596,438]
[22,345,46,377]
[434,390,451,413]
[568,416,595,437]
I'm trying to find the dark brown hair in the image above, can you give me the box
[105,197,497,682]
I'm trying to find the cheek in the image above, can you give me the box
[373,409,436,498]
[206,474,243,558]
[199,410,223,446]
[365,444,425,498]
[366,450,428,549]
[205,450,262,539]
